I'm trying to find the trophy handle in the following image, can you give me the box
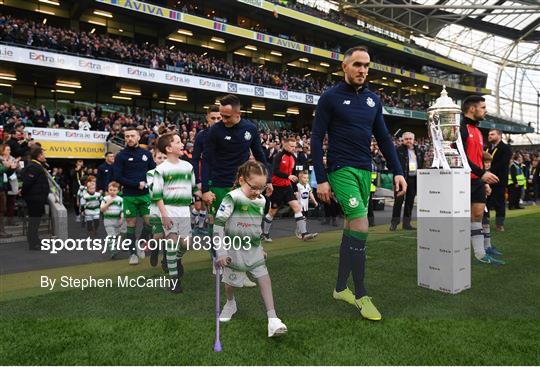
[455,134,471,172]
[429,122,450,170]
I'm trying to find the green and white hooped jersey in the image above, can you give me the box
[147,168,159,216]
[81,192,102,216]
[101,195,123,219]
[152,159,196,207]
[214,188,264,247]
[77,186,87,199]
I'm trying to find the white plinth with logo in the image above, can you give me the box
[417,169,471,294]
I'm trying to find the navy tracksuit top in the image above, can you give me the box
[311,81,403,183]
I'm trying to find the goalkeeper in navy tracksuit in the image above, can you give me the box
[113,127,156,265]
[311,46,406,321]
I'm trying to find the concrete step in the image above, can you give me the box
[0,220,50,245]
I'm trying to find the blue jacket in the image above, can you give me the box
[96,162,114,193]
[113,145,155,196]
[201,119,267,192]
[311,81,403,183]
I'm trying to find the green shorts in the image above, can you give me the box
[123,193,151,218]
[328,167,371,220]
[209,186,233,216]
[149,216,164,234]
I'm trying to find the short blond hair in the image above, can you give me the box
[108,181,120,190]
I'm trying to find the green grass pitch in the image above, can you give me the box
[0,207,539,365]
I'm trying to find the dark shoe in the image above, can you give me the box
[516,206,525,209]
[389,223,398,231]
[170,278,183,294]
[261,233,273,242]
[150,248,159,267]
[161,260,168,273]
[403,225,416,230]
[486,246,503,256]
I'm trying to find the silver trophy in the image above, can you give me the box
[427,86,470,170]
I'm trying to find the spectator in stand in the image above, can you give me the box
[32,110,47,128]
[0,144,20,224]
[265,140,279,170]
[0,103,11,126]
[88,110,99,130]
[6,127,30,158]
[79,116,91,131]
[0,144,17,236]
[0,13,334,95]
[182,142,194,162]
[38,104,50,123]
[295,144,310,171]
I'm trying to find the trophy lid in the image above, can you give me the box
[428,86,460,112]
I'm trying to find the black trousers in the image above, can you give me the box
[486,185,506,226]
[324,198,339,218]
[392,175,417,226]
[508,185,522,209]
[367,192,375,226]
[25,199,46,250]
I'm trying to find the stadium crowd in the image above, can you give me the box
[143,0,475,86]
[0,13,456,98]
[0,13,333,95]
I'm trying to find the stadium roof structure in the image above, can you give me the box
[342,0,540,41]
[341,0,540,132]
